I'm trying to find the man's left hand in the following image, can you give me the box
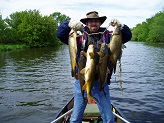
[110,19,124,28]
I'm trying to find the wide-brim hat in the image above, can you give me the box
[80,11,107,25]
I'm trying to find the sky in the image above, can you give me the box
[0,0,163,28]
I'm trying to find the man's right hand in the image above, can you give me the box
[68,20,83,31]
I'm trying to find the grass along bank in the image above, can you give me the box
[0,44,29,51]
[145,42,164,47]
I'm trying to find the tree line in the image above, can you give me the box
[131,9,164,43]
[0,9,163,48]
[0,10,70,47]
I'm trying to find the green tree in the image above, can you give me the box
[1,10,70,47]
[4,10,59,47]
[131,24,142,41]
[147,11,164,42]
[0,14,7,43]
[5,11,23,43]
[50,12,71,26]
[131,9,164,43]
[138,22,149,41]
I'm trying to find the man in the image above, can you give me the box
[57,11,132,123]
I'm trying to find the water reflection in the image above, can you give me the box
[110,42,164,123]
[0,42,164,123]
[0,45,74,123]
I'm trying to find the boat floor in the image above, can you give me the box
[84,104,100,117]
[82,104,120,123]
[82,104,103,123]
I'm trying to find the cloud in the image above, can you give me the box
[0,0,163,28]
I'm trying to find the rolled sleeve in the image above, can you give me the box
[121,25,132,44]
[56,21,71,44]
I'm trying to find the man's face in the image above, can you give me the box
[86,19,101,33]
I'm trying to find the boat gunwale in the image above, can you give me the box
[53,96,130,123]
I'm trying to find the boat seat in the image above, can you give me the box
[83,104,101,117]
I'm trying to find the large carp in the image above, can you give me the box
[97,43,109,94]
[80,44,98,103]
[108,24,123,73]
[77,54,86,103]
[68,29,78,77]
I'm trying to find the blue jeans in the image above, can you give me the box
[70,80,114,123]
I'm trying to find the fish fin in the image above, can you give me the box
[71,60,77,77]
[89,52,94,59]
[80,68,85,74]
[107,44,110,49]
[107,68,110,74]
[82,83,87,90]
[109,55,117,73]
[80,51,87,57]
[97,52,100,56]
[81,74,85,81]
[87,94,99,103]
[71,69,75,77]
[97,51,104,58]
[86,68,90,74]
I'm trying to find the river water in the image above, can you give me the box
[0,42,163,123]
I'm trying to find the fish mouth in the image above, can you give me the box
[88,44,94,48]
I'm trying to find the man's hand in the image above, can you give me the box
[69,20,83,31]
[110,19,124,28]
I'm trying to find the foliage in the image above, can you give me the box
[0,10,70,47]
[50,12,71,26]
[131,9,164,43]
[0,14,8,42]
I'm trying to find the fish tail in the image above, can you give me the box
[87,94,98,103]
[71,61,77,77]
[82,83,87,90]
[109,55,116,73]
[82,84,99,103]
[113,63,117,74]
[71,69,75,77]
[71,65,76,77]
